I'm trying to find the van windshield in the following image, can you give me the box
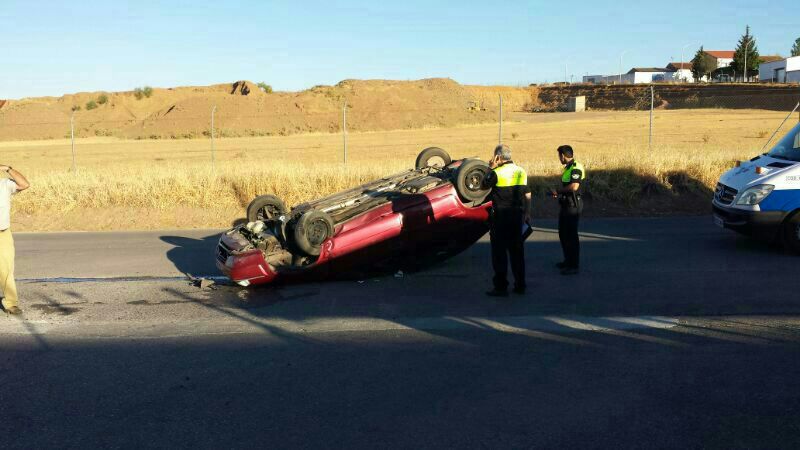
[767,122,800,162]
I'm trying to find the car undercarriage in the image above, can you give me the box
[217,147,493,285]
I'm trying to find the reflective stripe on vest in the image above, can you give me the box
[493,163,528,187]
[561,161,586,183]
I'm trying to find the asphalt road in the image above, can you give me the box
[4,216,800,449]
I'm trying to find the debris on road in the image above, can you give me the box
[186,274,216,290]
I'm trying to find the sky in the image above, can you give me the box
[2,0,799,99]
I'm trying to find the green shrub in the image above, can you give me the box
[71,105,81,112]
[85,100,98,110]
[257,82,273,93]
[143,86,153,98]
[97,94,108,105]
[134,88,144,100]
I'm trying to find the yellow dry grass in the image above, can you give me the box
[0,109,792,231]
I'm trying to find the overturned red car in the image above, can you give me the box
[216,148,494,286]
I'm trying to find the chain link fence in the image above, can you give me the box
[1,86,799,172]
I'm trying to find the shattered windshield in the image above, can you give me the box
[767,122,800,162]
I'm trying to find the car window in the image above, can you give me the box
[768,123,800,161]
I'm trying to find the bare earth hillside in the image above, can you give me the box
[0,79,531,141]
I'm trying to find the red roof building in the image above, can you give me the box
[704,50,735,59]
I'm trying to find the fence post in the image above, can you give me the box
[343,101,347,164]
[498,94,503,144]
[649,85,654,151]
[211,105,217,172]
[70,110,77,172]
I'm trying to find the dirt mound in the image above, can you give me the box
[230,80,261,96]
[0,79,532,141]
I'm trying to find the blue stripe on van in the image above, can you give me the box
[759,189,800,212]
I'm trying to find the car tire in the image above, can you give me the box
[455,158,491,203]
[415,147,452,169]
[293,210,335,256]
[246,195,287,223]
[783,211,800,254]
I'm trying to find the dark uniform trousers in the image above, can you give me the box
[490,209,526,290]
[558,198,582,269]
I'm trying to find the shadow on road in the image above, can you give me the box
[8,213,800,448]
[160,234,221,277]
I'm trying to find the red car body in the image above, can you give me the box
[217,182,492,286]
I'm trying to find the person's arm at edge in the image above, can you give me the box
[1,166,30,191]
[482,169,498,189]
[524,188,532,222]
[557,182,579,194]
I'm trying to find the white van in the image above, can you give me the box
[712,122,800,252]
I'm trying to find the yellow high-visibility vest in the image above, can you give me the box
[493,163,528,187]
[561,161,586,184]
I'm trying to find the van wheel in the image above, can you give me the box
[783,212,800,254]
[455,158,491,203]
[247,195,287,223]
[293,210,335,256]
[415,147,451,169]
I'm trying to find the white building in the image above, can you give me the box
[582,73,635,84]
[627,68,676,83]
[583,68,676,84]
[759,56,800,83]
[666,62,696,82]
[582,74,606,84]
[704,50,735,69]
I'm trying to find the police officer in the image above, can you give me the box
[549,145,585,275]
[483,144,529,297]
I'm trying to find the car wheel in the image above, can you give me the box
[455,158,491,203]
[415,147,452,169]
[293,210,335,256]
[246,195,287,223]
[783,211,800,254]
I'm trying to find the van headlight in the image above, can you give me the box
[736,184,774,205]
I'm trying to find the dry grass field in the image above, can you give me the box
[0,109,793,231]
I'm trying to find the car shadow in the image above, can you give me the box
[158,169,800,338]
[160,234,222,277]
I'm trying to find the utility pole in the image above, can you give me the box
[743,38,753,83]
[211,105,217,172]
[342,101,347,164]
[70,110,77,172]
[649,86,654,151]
[681,42,695,82]
[498,94,503,144]
[564,62,568,84]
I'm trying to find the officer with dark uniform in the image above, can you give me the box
[549,145,585,275]
[483,144,530,297]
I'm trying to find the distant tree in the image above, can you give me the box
[85,100,98,110]
[690,46,715,82]
[792,37,800,57]
[257,82,273,93]
[97,94,108,105]
[142,86,153,98]
[732,25,760,81]
[134,87,144,100]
